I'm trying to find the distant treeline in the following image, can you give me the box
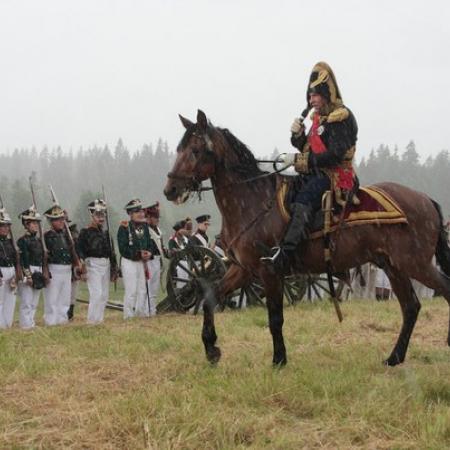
[0,138,448,239]
[357,140,450,217]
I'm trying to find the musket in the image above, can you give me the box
[101,185,118,289]
[29,177,50,285]
[0,193,23,288]
[48,185,83,276]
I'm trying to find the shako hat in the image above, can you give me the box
[88,199,107,214]
[144,201,160,218]
[125,198,142,214]
[0,208,12,225]
[196,214,211,224]
[44,204,65,220]
[19,205,42,223]
[173,220,186,231]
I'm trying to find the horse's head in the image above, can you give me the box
[164,110,217,203]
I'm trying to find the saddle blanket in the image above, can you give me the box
[277,182,408,238]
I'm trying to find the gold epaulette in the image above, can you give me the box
[120,220,129,227]
[327,107,349,123]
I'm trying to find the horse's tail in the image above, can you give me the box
[431,199,450,277]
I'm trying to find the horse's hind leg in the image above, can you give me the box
[384,265,421,366]
[412,263,450,346]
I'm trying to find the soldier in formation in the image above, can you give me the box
[117,199,158,318]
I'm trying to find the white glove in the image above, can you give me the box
[290,118,304,134]
[277,153,297,167]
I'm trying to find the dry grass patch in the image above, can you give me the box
[0,299,449,449]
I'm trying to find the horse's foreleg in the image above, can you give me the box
[384,265,421,366]
[201,264,249,364]
[261,270,286,366]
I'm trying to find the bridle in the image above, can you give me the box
[167,129,289,194]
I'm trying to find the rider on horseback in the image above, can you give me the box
[262,62,358,272]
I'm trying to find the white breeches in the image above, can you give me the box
[86,257,110,324]
[145,256,161,316]
[0,266,17,329]
[44,264,72,326]
[121,257,147,319]
[18,265,42,329]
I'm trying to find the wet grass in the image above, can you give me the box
[1,299,450,449]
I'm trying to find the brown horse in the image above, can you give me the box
[164,109,450,367]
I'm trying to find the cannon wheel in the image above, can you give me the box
[161,246,227,313]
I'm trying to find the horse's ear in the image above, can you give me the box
[179,114,193,130]
[197,109,208,132]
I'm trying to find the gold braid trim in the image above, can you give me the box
[327,107,349,123]
[294,151,310,174]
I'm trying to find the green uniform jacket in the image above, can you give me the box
[117,221,157,261]
[17,232,44,273]
[45,229,72,265]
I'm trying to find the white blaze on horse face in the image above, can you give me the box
[175,191,190,205]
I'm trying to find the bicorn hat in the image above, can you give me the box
[307,61,343,107]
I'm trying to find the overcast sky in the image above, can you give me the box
[0,0,448,160]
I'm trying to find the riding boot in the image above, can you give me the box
[261,203,313,273]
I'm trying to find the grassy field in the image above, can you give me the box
[1,298,450,449]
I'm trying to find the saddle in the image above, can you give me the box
[277,177,408,239]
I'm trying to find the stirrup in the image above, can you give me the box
[260,247,282,264]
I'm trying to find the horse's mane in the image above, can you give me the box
[217,127,264,177]
[177,124,265,178]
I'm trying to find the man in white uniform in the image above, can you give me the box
[43,205,74,326]
[0,207,18,328]
[118,199,157,318]
[17,206,46,329]
[144,202,165,316]
[78,199,118,324]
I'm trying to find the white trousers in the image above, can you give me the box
[18,265,42,329]
[146,257,161,316]
[375,268,391,290]
[0,266,17,329]
[86,257,110,324]
[121,257,147,319]
[44,264,72,326]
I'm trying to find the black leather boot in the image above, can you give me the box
[261,203,313,273]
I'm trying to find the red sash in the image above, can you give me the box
[308,113,354,190]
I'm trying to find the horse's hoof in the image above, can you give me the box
[206,346,221,364]
[272,356,287,367]
[383,355,402,367]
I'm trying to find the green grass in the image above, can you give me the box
[1,299,450,449]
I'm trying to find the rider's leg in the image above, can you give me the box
[261,174,330,271]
